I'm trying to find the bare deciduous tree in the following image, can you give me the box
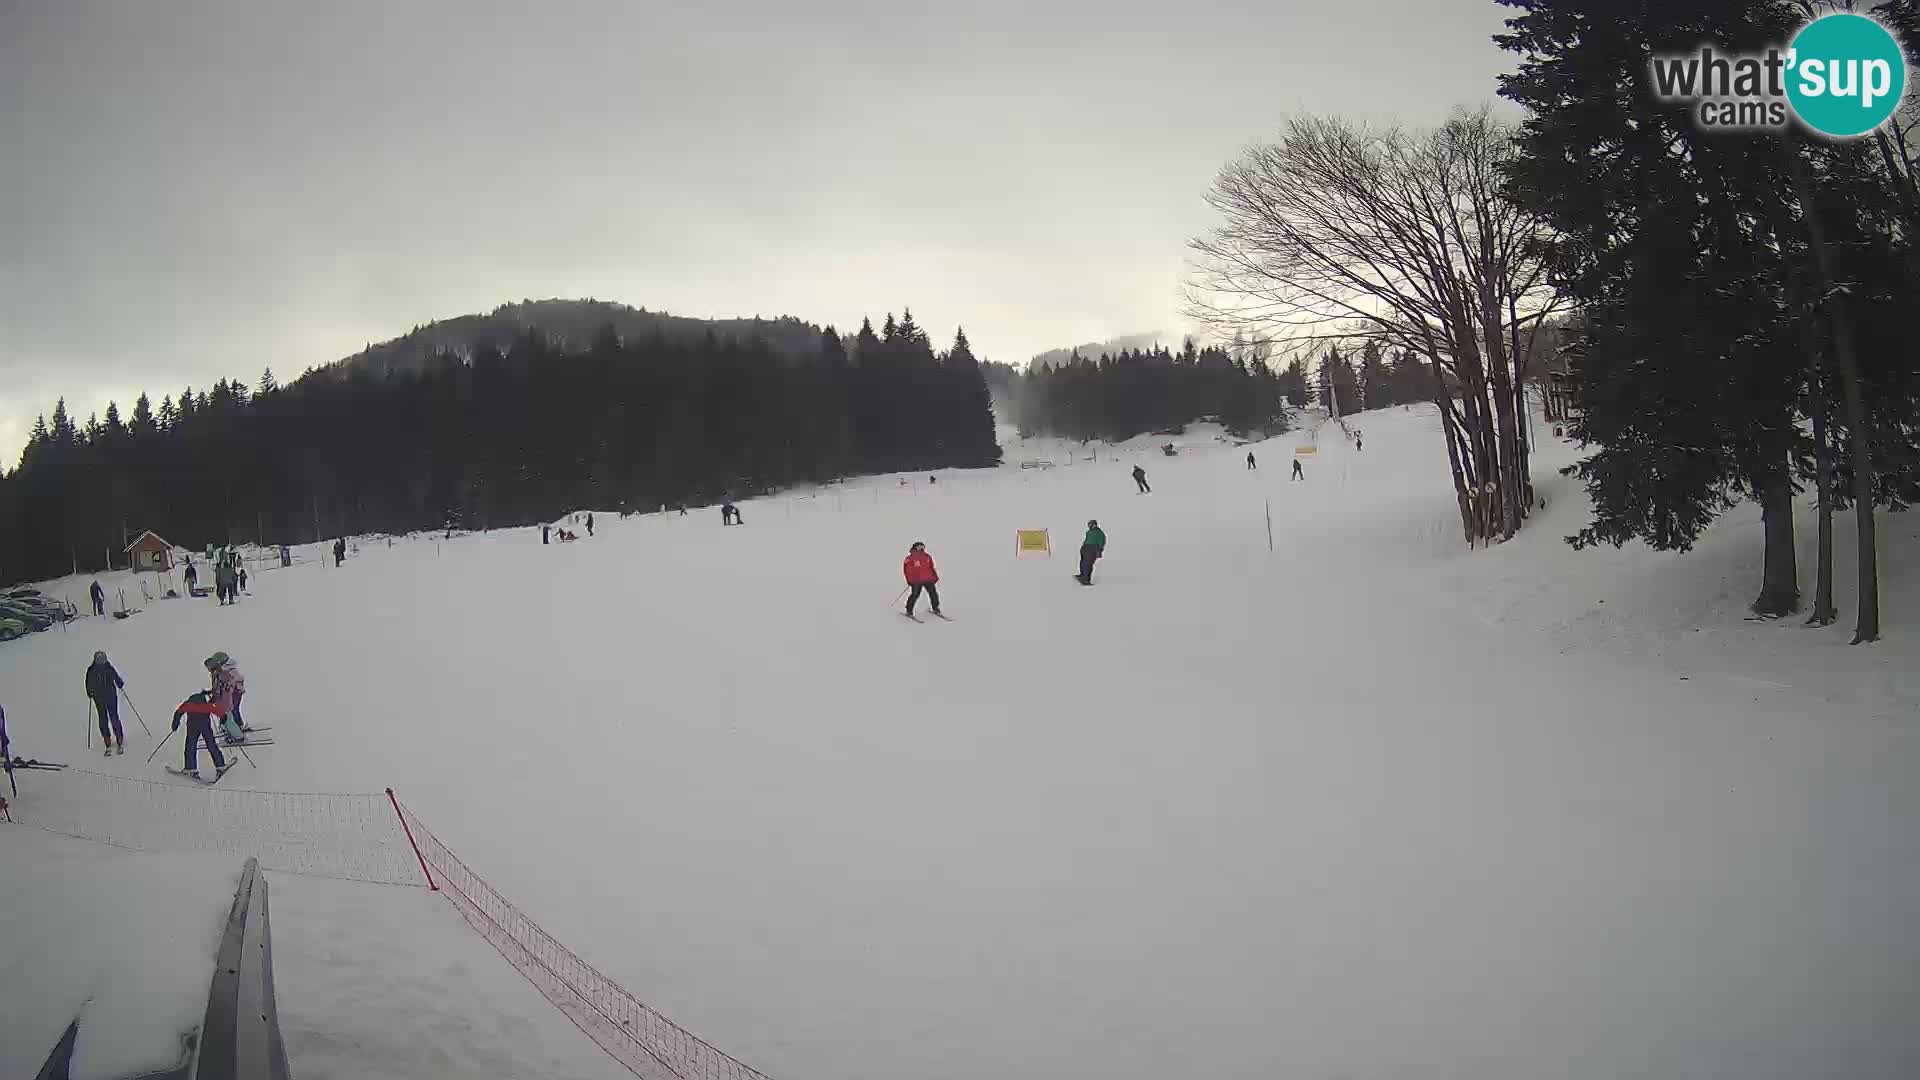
[1187,108,1562,546]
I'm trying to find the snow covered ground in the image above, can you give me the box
[3,403,1915,1080]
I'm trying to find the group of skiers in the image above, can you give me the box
[1251,448,1309,479]
[900,443,1323,616]
[543,514,596,544]
[214,551,247,604]
[179,551,251,602]
[80,648,257,778]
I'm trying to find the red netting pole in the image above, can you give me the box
[387,787,438,891]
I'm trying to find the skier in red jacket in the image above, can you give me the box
[171,690,230,780]
[902,542,941,618]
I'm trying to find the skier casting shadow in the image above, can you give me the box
[902,542,941,618]
[86,651,126,755]
[1077,520,1106,585]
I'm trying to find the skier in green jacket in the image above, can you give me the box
[1077,520,1106,585]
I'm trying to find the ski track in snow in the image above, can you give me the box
[3,405,1917,1080]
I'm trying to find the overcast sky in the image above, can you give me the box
[1,0,1515,467]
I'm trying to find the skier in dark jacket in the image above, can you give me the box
[1132,465,1150,494]
[1077,520,1106,585]
[89,580,106,616]
[171,690,229,780]
[333,538,347,566]
[183,559,199,592]
[86,651,126,754]
[1246,451,1257,471]
[1291,458,1305,481]
[586,513,594,537]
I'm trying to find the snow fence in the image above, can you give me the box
[8,769,776,1080]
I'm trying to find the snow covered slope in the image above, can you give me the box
[3,403,1915,1080]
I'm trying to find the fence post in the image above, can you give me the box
[386,788,438,891]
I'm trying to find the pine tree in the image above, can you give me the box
[50,399,76,445]
[1499,0,1812,615]
[257,367,278,397]
[1357,341,1393,410]
[1279,358,1310,407]
[157,395,177,430]
[130,393,153,434]
[104,402,123,436]
[1318,346,1359,417]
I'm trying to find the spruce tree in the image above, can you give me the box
[1498,0,1812,614]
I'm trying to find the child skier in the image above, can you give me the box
[85,650,126,755]
[1291,458,1305,481]
[1077,520,1106,585]
[206,652,250,743]
[902,542,941,618]
[171,690,230,781]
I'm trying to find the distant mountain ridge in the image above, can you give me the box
[335,299,829,378]
[1028,331,1178,369]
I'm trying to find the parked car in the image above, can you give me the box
[0,601,54,632]
[0,615,25,641]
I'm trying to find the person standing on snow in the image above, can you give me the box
[1077,520,1106,585]
[206,652,249,742]
[902,542,942,617]
[89,580,106,616]
[214,557,237,606]
[586,512,594,537]
[183,558,199,594]
[1246,451,1257,471]
[1291,458,1305,481]
[171,690,229,781]
[1355,431,1364,452]
[86,650,127,755]
[1132,464,1151,494]
[333,538,347,566]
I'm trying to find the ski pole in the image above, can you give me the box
[145,723,179,764]
[123,691,154,738]
[232,741,257,770]
[84,700,91,749]
[890,586,908,608]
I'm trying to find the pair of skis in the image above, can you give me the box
[900,611,954,623]
[223,724,275,747]
[166,760,239,785]
[5,757,67,771]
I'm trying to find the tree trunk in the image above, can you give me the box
[1808,394,1837,626]
[1788,145,1880,642]
[1426,345,1475,545]
[1753,449,1801,617]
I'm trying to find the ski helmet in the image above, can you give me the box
[93,650,107,663]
